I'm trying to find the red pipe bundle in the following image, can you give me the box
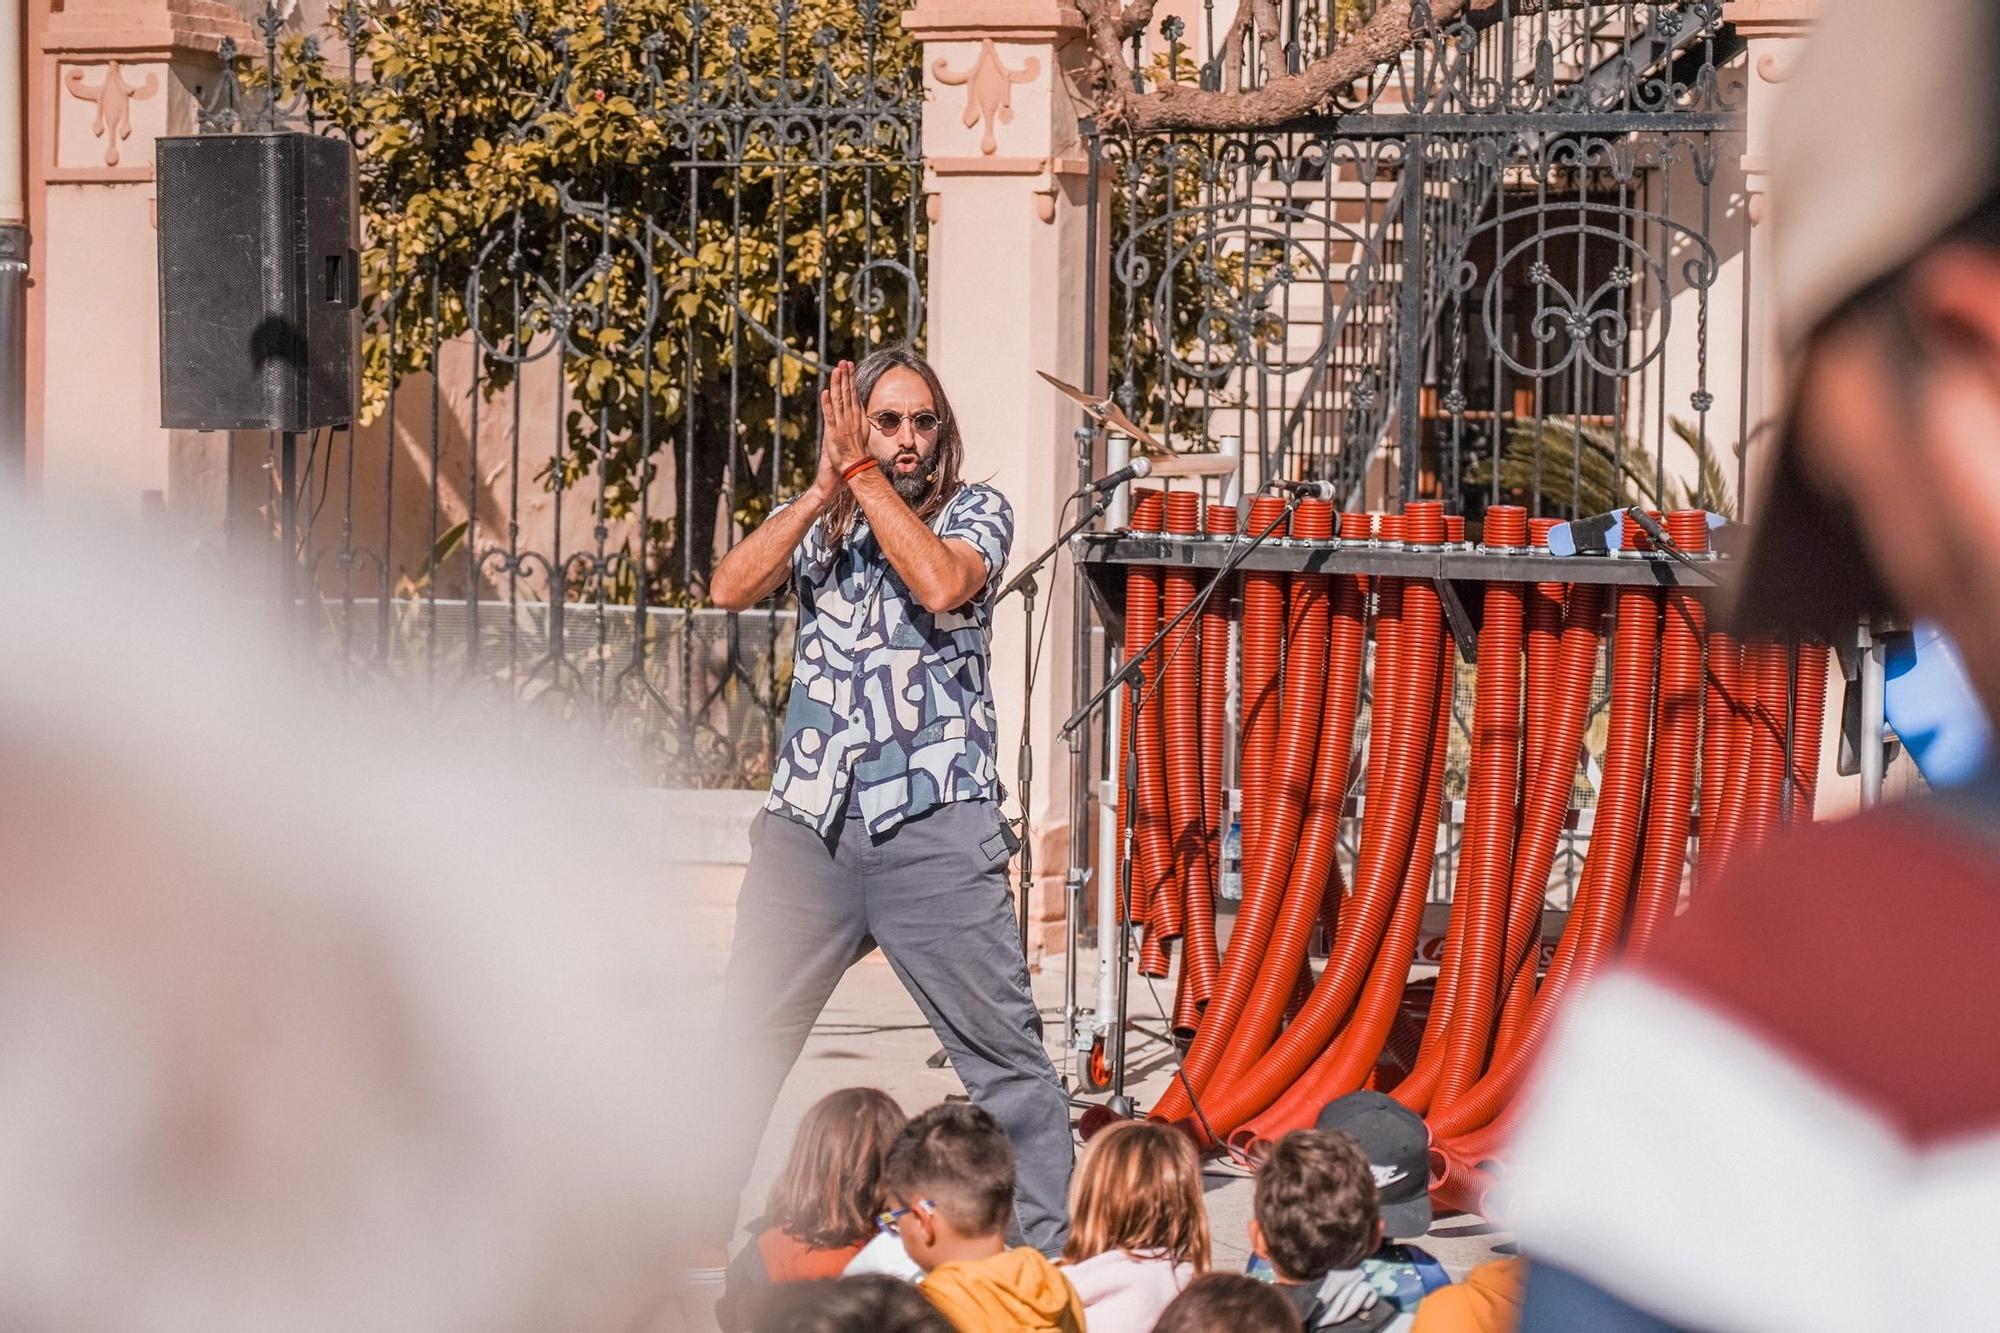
[1122,489,1174,977]
[1430,564,1655,1143]
[1152,497,1297,1119]
[1430,506,1528,1109]
[1167,504,1448,1144]
[1488,577,1606,1067]
[1392,508,1529,1114]
[1236,580,1454,1151]
[1627,511,1709,956]
[1164,492,1212,1035]
[1205,501,1358,1085]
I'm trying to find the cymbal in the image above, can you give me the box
[1036,369,1168,454]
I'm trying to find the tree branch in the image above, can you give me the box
[1078,0,1688,135]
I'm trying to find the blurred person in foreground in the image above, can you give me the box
[0,506,700,1331]
[1503,1,2000,1328]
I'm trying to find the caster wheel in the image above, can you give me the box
[1079,1033,1114,1093]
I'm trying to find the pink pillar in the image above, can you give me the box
[34,0,249,520]
[905,0,1100,957]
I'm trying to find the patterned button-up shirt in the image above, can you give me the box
[767,482,1016,836]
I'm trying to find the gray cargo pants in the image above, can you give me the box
[709,797,1073,1255]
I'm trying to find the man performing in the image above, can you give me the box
[706,346,1073,1255]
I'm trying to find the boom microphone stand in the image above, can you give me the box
[1061,492,1301,1101]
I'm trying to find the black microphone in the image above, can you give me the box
[1262,477,1336,501]
[1623,506,1710,572]
[1081,457,1153,495]
[1625,506,1673,549]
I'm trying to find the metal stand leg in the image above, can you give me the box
[0,223,27,493]
[1859,619,1887,808]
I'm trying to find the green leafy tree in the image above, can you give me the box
[276,0,924,604]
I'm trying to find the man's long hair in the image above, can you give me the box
[820,345,964,552]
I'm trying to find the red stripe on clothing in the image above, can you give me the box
[1638,803,2000,1146]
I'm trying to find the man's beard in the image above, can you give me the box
[889,457,936,504]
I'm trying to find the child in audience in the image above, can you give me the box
[1058,1119,1208,1331]
[718,1087,909,1330]
[751,1274,956,1333]
[882,1103,1085,1333]
[1250,1129,1403,1331]
[1155,1273,1304,1333]
[1315,1092,1452,1320]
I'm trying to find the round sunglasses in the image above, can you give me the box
[867,410,943,436]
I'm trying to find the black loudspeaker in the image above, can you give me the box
[156,132,359,431]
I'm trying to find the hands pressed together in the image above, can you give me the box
[813,360,872,499]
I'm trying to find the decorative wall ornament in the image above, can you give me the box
[64,63,160,168]
[933,39,1038,155]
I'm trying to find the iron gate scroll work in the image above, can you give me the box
[201,0,927,787]
[1088,0,1750,900]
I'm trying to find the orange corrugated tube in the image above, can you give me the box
[1524,518,1568,776]
[1430,505,1528,1107]
[1171,504,1447,1143]
[1125,489,1175,977]
[1161,492,1205,1033]
[1627,511,1709,955]
[1199,501,1238,888]
[1325,511,1376,947]
[1234,586,1454,1153]
[1430,568,1657,1141]
[1119,490,1166,956]
[1488,578,1606,1065]
[1739,637,1792,851]
[1204,501,1356,1083]
[1163,492,1206,1033]
[1393,508,1529,1113]
[1701,629,1751,882]
[1150,497,1298,1120]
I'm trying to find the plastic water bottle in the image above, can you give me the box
[1219,792,1243,901]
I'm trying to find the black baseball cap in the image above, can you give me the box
[1316,1091,1432,1240]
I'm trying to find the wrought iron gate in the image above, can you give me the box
[1085,0,1750,898]
[202,0,925,786]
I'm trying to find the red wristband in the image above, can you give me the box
[840,457,878,483]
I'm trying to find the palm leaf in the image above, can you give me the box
[1465,416,1666,518]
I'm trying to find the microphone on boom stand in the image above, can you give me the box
[1077,457,1153,498]
[1261,477,1337,501]
[997,454,1168,968]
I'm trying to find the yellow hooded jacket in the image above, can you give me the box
[921,1247,1087,1333]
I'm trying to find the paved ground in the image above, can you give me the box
[735,938,1514,1280]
